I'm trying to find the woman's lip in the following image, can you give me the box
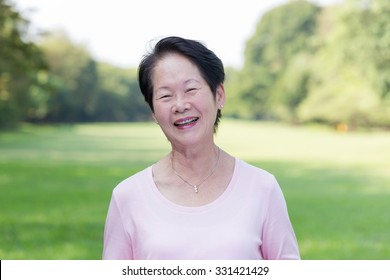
[173,117,199,126]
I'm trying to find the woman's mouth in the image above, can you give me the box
[174,117,199,128]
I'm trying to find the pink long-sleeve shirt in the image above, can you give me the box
[103,158,300,259]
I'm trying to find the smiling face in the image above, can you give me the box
[152,53,225,149]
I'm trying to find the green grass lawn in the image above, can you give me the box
[1,120,389,259]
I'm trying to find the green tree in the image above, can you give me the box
[298,0,390,128]
[95,63,149,122]
[270,52,312,122]
[38,31,99,122]
[39,31,150,123]
[343,0,390,98]
[223,66,247,119]
[0,0,48,128]
[241,0,320,120]
[342,0,390,126]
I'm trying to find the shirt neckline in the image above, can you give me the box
[147,157,240,213]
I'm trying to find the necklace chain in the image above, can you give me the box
[171,147,220,194]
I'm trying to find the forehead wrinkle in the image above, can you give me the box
[184,78,201,85]
[152,54,204,93]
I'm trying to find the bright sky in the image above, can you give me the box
[13,0,341,69]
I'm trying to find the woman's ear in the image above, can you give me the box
[216,84,226,108]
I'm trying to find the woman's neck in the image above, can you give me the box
[170,142,219,179]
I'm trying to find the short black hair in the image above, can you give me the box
[138,36,225,132]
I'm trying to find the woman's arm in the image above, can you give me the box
[103,193,133,260]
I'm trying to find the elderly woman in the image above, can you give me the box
[103,36,300,260]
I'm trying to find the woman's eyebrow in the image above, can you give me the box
[184,79,201,85]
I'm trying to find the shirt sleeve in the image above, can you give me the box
[260,178,300,260]
[102,192,133,259]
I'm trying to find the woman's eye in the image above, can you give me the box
[158,94,171,100]
[186,88,198,93]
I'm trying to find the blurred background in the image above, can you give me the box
[1,0,389,259]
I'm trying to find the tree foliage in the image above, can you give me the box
[95,63,149,122]
[239,0,320,120]
[3,0,390,129]
[0,0,47,128]
[37,31,150,123]
[297,0,390,127]
[38,31,99,122]
[227,0,390,128]
[1,2,150,129]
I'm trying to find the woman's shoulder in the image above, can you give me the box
[112,166,152,196]
[236,158,275,180]
[235,158,278,192]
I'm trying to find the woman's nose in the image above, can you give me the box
[172,95,190,113]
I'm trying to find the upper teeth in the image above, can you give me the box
[176,118,197,125]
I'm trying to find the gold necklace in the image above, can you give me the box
[171,147,220,194]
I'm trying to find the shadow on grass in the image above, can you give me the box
[253,160,390,259]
